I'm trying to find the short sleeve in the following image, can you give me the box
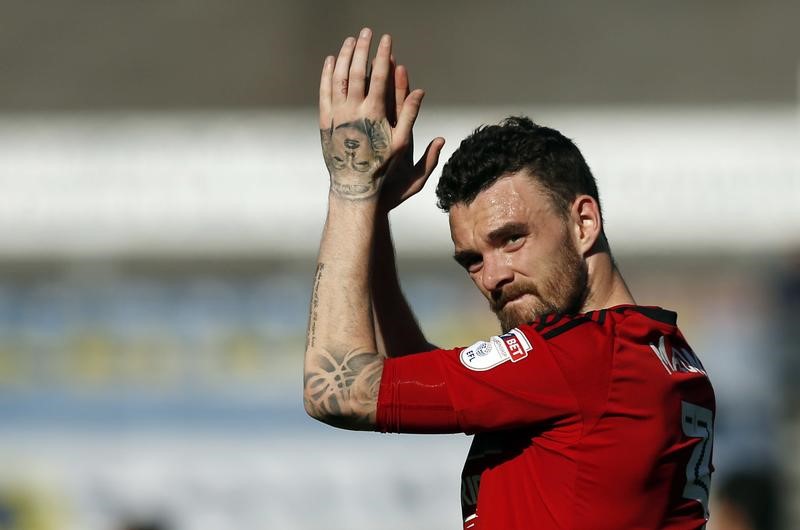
[377,326,582,434]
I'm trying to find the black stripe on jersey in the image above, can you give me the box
[541,315,593,340]
[618,306,677,325]
[534,313,554,331]
[595,309,607,325]
[534,312,564,332]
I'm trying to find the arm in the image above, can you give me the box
[372,63,442,357]
[303,29,442,430]
[372,214,437,356]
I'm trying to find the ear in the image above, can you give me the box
[569,195,602,256]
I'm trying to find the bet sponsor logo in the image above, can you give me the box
[459,328,532,371]
[499,331,530,362]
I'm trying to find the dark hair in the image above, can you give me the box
[436,116,601,222]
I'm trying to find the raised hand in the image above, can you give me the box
[319,28,443,202]
[378,62,445,212]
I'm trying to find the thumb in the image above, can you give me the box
[414,137,445,180]
[402,137,446,199]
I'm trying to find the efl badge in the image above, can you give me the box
[460,328,532,371]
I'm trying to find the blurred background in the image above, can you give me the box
[0,1,798,529]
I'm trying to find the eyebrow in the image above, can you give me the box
[487,222,529,243]
[452,222,529,268]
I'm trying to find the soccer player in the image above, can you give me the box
[304,28,715,530]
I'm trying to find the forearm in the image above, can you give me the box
[304,195,384,430]
[305,28,440,428]
[372,213,436,356]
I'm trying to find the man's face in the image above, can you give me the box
[449,171,588,332]
[330,125,373,174]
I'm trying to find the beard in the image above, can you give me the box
[490,232,589,333]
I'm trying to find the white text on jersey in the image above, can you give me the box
[650,336,707,376]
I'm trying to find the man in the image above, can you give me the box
[304,28,715,529]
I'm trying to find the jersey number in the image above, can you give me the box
[681,401,713,518]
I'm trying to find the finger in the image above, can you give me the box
[332,36,356,105]
[394,64,410,123]
[394,89,425,145]
[414,137,446,179]
[366,34,392,107]
[394,65,414,159]
[384,57,397,125]
[319,55,334,128]
[347,28,372,101]
[397,138,446,202]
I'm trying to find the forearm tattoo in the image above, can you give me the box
[304,347,383,427]
[304,262,383,427]
[306,263,324,348]
[320,118,391,200]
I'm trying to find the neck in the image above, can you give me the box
[581,251,635,312]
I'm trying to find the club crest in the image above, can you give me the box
[460,328,532,371]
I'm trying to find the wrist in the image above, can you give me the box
[329,179,382,201]
[327,190,381,218]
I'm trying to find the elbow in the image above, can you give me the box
[303,376,327,423]
[302,386,377,431]
[303,388,327,423]
[302,384,343,427]
[303,348,382,430]
[303,398,346,430]
[302,389,354,430]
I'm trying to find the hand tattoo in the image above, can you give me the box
[320,118,391,200]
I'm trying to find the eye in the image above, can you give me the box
[504,234,525,249]
[466,260,483,274]
[455,254,483,274]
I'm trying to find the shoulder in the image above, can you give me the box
[522,305,678,343]
[502,306,680,373]
[429,305,679,374]
[607,305,677,326]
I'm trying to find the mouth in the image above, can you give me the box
[506,292,532,306]
[495,292,532,312]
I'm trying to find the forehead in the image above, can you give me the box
[448,172,557,245]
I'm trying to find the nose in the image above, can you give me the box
[481,252,514,293]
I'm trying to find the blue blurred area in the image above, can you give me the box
[0,254,795,530]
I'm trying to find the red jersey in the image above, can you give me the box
[377,305,715,530]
